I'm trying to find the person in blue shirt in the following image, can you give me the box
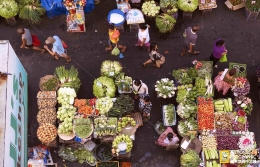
[44,36,71,63]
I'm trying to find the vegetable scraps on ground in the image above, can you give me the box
[93,76,116,98]
[100,60,123,78]
[180,150,201,167]
[155,78,177,98]
[197,97,214,130]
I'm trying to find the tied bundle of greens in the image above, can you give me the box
[115,73,132,93]
[100,60,123,78]
[177,100,197,119]
[172,67,197,85]
[180,150,201,167]
[109,95,134,117]
[178,118,198,137]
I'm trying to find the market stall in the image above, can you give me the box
[64,0,87,32]
[126,8,145,32]
[0,40,28,167]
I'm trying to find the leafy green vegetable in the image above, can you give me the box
[109,95,134,117]
[196,61,213,78]
[177,0,198,12]
[0,0,19,19]
[245,0,260,12]
[115,73,132,92]
[93,76,116,98]
[100,60,123,78]
[58,146,77,162]
[177,100,197,119]
[155,14,176,33]
[160,0,178,14]
[178,118,198,137]
[180,150,201,167]
[74,118,93,138]
[172,67,197,84]
[40,77,59,91]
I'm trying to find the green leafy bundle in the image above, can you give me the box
[180,150,201,167]
[160,0,178,14]
[0,0,19,19]
[177,0,198,12]
[155,14,176,33]
[100,60,123,78]
[172,67,197,84]
[93,76,116,98]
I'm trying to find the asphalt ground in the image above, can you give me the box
[1,0,260,166]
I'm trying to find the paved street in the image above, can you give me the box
[1,0,260,166]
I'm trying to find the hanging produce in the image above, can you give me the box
[93,76,116,98]
[176,100,197,119]
[172,67,197,84]
[112,134,133,154]
[180,150,201,167]
[115,73,132,93]
[231,77,250,96]
[95,97,114,116]
[109,95,134,117]
[142,1,160,17]
[155,78,177,98]
[100,60,123,78]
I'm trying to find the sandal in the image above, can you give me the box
[53,55,59,60]
[67,59,72,63]
[121,47,127,52]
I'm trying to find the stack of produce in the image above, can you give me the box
[100,60,123,78]
[214,98,233,112]
[142,1,160,17]
[117,117,136,133]
[176,84,192,103]
[163,104,176,126]
[93,76,116,98]
[74,118,93,139]
[37,91,56,98]
[214,113,233,131]
[172,67,197,85]
[37,108,57,125]
[57,87,77,105]
[155,78,177,98]
[232,116,248,131]
[95,97,114,116]
[194,76,213,97]
[74,148,96,165]
[112,134,133,155]
[160,0,178,14]
[231,77,250,96]
[177,100,197,119]
[180,150,201,167]
[194,61,213,78]
[217,135,240,150]
[37,98,57,109]
[55,66,81,92]
[115,73,132,93]
[233,96,253,115]
[37,123,57,143]
[94,117,117,137]
[238,132,255,151]
[39,76,59,91]
[178,118,198,137]
[197,97,214,130]
[201,133,217,150]
[109,95,134,117]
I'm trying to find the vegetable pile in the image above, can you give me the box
[233,96,253,115]
[58,146,77,162]
[201,131,217,149]
[95,97,114,116]
[74,99,87,108]
[214,98,233,112]
[195,61,213,78]
[155,78,177,98]
[93,76,116,98]
[177,100,197,119]
[203,149,218,160]
[37,123,57,143]
[172,67,197,84]
[232,116,248,131]
[100,60,123,78]
[142,1,160,17]
[37,99,57,109]
[115,73,132,93]
[177,0,198,12]
[197,97,214,130]
[231,77,250,96]
[37,108,56,124]
[57,87,77,105]
[238,132,255,150]
[74,118,93,138]
[180,150,201,167]
[176,84,192,103]
[178,118,198,137]
[78,105,93,116]
[217,135,240,150]
[74,148,96,164]
[117,117,136,133]
[214,113,233,130]
[57,105,77,134]
[55,66,81,92]
[37,91,56,98]
[40,77,59,91]
[112,134,133,154]
[94,117,117,137]
[109,95,134,117]
[160,0,178,14]
[194,76,213,97]
[155,14,176,33]
[163,104,176,126]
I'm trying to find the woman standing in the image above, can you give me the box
[214,68,236,95]
[105,24,126,52]
[209,39,227,68]
[143,42,165,68]
[135,23,150,51]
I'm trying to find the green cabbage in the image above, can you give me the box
[180,150,201,167]
[0,0,19,19]
[93,76,116,98]
[177,0,198,12]
[155,14,176,33]
[100,60,123,78]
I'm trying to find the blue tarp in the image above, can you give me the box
[41,0,95,18]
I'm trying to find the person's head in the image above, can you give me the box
[143,95,151,103]
[139,23,147,30]
[229,68,237,76]
[17,28,25,34]
[134,79,141,86]
[150,42,158,52]
[216,39,225,46]
[45,37,55,44]
[109,23,115,30]
[167,133,173,140]
[192,25,199,32]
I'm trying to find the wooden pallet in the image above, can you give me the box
[131,112,143,127]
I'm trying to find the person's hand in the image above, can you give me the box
[44,45,48,49]
[20,45,24,48]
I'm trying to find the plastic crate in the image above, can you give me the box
[96,161,119,167]
[162,105,176,126]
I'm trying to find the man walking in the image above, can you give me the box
[44,36,71,63]
[17,28,45,53]
[181,25,200,56]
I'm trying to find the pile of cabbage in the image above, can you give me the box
[95,97,114,116]
[177,0,198,12]
[93,76,116,98]
[180,150,201,167]
[100,60,123,78]
[142,1,160,17]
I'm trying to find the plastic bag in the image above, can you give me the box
[111,47,120,56]
[32,35,41,47]
[28,145,50,165]
[154,121,165,135]
[28,159,45,167]
[219,54,228,62]
[58,146,77,162]
[111,30,120,39]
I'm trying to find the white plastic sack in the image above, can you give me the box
[110,13,124,24]
[28,159,45,167]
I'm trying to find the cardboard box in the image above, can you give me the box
[225,0,245,10]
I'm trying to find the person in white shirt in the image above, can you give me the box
[132,79,148,99]
[155,127,179,147]
[135,23,150,51]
